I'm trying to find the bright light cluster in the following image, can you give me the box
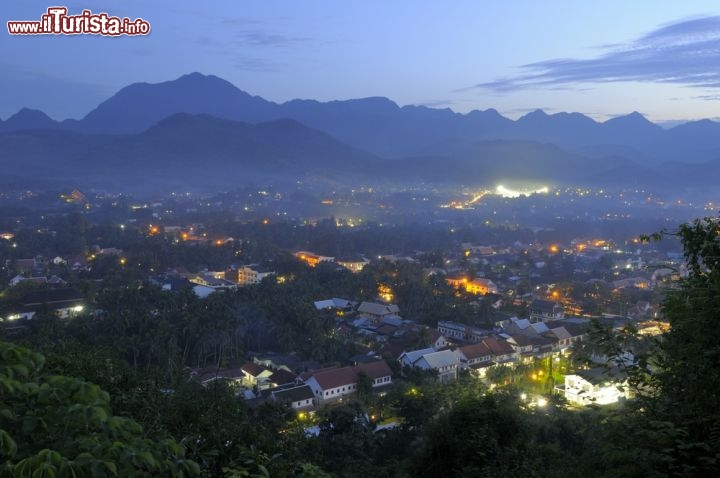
[496,184,549,198]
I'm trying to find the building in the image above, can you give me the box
[529,299,564,323]
[455,342,494,376]
[357,301,400,322]
[399,348,460,383]
[446,276,499,295]
[480,337,516,363]
[465,278,499,295]
[235,265,275,286]
[271,385,315,410]
[336,256,370,273]
[239,362,275,390]
[304,361,393,405]
[4,288,86,321]
[437,321,493,343]
[295,251,335,267]
[559,367,630,406]
[314,298,354,313]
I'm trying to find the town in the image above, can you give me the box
[1,184,682,416]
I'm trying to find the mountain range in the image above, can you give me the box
[1,72,719,192]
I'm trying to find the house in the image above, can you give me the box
[357,301,400,321]
[529,299,564,322]
[252,353,322,374]
[446,275,469,289]
[240,362,275,389]
[404,349,460,383]
[9,288,86,320]
[481,337,516,363]
[67,255,90,272]
[271,385,315,410]
[335,256,370,273]
[192,284,217,298]
[505,334,535,362]
[548,327,573,351]
[398,348,436,368]
[313,298,353,313]
[446,276,499,295]
[235,265,275,286]
[502,317,533,335]
[189,273,238,290]
[305,367,357,404]
[9,275,47,287]
[437,321,492,343]
[267,369,298,388]
[465,278,499,295]
[295,251,335,267]
[429,330,448,350]
[456,342,494,375]
[304,361,393,404]
[545,319,588,351]
[358,360,394,389]
[193,367,245,387]
[559,367,630,406]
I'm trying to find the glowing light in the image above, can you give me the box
[537,397,548,407]
[496,184,549,198]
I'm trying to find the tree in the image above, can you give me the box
[646,217,720,474]
[0,340,199,477]
[408,393,535,477]
[356,371,373,402]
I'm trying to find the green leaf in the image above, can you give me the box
[0,429,18,458]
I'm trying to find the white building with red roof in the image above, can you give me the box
[304,361,393,405]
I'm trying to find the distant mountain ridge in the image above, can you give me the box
[2,111,718,194]
[2,72,720,163]
[0,114,384,192]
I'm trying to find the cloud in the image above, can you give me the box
[470,16,720,92]
[232,30,313,48]
[692,94,720,101]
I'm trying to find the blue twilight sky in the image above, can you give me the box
[2,0,720,123]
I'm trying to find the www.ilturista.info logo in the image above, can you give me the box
[7,7,150,36]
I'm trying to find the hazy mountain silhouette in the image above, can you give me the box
[3,72,720,193]
[5,72,720,163]
[0,114,382,192]
[0,108,63,132]
[4,111,716,193]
